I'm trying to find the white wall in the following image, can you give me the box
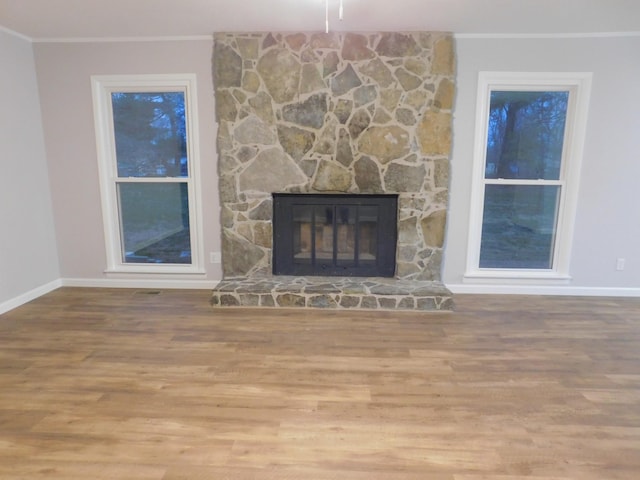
[0,30,60,312]
[33,39,220,288]
[445,35,640,294]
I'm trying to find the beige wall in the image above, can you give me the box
[34,39,221,285]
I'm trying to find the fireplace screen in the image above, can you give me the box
[273,194,397,277]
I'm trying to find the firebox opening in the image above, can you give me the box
[272,193,398,277]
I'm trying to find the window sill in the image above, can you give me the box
[463,270,572,285]
[104,267,206,277]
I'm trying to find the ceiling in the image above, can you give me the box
[1,0,639,41]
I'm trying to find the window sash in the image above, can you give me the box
[92,74,204,275]
[479,183,563,271]
[484,179,564,186]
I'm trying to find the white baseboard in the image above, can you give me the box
[3,278,637,317]
[1,277,219,315]
[0,279,63,315]
[447,283,640,297]
[61,277,219,290]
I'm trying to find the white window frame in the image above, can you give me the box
[91,74,204,275]
[464,72,592,283]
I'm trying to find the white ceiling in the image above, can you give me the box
[1,0,639,41]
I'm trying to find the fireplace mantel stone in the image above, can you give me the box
[212,31,455,310]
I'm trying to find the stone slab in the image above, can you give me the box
[212,275,453,311]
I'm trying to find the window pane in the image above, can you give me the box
[358,206,378,264]
[485,91,568,180]
[314,206,333,262]
[293,205,313,263]
[480,185,560,269]
[335,206,355,265]
[112,92,188,178]
[118,183,191,264]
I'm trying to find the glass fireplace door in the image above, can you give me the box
[292,205,377,269]
[274,194,397,277]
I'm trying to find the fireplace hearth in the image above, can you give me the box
[211,31,455,311]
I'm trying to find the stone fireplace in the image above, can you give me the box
[211,31,455,310]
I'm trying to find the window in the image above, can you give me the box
[92,75,204,274]
[466,72,591,281]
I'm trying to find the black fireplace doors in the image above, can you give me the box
[272,194,398,277]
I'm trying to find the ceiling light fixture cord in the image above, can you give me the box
[325,0,344,33]
[325,0,329,33]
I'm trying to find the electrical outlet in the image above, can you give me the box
[616,258,625,271]
[210,251,222,264]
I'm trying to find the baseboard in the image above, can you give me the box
[61,277,220,290]
[3,278,637,316]
[447,283,640,297]
[0,279,63,315]
[1,277,221,315]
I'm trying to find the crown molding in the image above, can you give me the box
[455,31,640,39]
[0,25,33,42]
[32,34,214,44]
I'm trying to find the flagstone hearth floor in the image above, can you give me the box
[211,276,453,311]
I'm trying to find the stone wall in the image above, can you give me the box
[213,32,455,281]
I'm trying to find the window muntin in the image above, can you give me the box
[92,75,203,274]
[465,72,592,281]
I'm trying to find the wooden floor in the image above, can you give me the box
[1,288,639,479]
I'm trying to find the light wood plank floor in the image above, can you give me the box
[1,288,639,479]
